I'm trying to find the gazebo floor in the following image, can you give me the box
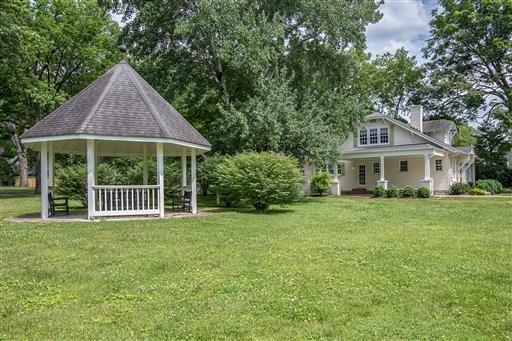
[7,208,219,223]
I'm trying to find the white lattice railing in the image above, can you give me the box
[92,185,160,217]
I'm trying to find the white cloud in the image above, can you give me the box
[366,0,436,61]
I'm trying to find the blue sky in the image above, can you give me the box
[366,0,438,61]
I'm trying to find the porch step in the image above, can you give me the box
[349,188,371,195]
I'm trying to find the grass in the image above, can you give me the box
[1,188,511,339]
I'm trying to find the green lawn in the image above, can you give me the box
[1,188,511,339]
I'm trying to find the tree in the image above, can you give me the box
[424,0,512,128]
[474,120,512,187]
[120,0,381,164]
[452,124,477,147]
[0,0,120,191]
[197,154,226,196]
[367,48,424,118]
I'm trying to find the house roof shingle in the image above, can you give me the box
[422,119,457,134]
[21,61,211,148]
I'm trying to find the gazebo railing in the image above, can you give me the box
[92,185,160,216]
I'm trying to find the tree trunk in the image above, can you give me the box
[35,152,41,194]
[10,131,28,187]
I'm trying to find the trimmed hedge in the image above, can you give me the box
[386,186,399,198]
[450,182,471,195]
[402,185,415,198]
[417,186,430,198]
[373,185,385,197]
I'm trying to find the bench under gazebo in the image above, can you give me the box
[21,57,211,220]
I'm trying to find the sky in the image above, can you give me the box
[114,0,437,62]
[366,0,438,62]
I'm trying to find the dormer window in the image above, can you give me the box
[358,126,390,146]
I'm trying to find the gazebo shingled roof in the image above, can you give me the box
[21,60,210,148]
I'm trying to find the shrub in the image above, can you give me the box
[417,186,431,198]
[373,185,384,197]
[402,185,415,198]
[475,179,503,194]
[197,154,226,196]
[216,152,303,211]
[469,188,487,195]
[386,186,399,198]
[503,188,512,194]
[311,172,332,196]
[56,163,118,207]
[450,182,470,195]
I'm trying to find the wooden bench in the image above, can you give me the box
[48,192,69,216]
[171,190,192,213]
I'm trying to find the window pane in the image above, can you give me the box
[369,128,378,144]
[435,159,443,171]
[359,129,367,145]
[373,162,380,174]
[380,127,389,143]
[337,163,345,176]
[400,160,408,172]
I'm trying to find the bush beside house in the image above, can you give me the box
[402,185,415,198]
[417,186,431,198]
[373,185,384,197]
[386,186,399,198]
[475,179,503,194]
[311,172,332,196]
[450,182,471,195]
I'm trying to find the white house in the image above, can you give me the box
[304,105,476,195]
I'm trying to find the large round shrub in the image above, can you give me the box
[417,186,431,198]
[475,179,503,194]
[216,152,303,211]
[402,185,415,198]
[197,154,226,196]
[373,185,384,197]
[450,182,470,195]
[311,172,331,196]
[386,186,399,198]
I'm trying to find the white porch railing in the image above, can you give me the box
[92,185,160,217]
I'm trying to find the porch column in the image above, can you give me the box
[191,148,197,214]
[40,142,49,219]
[48,142,54,191]
[156,142,165,218]
[421,153,433,194]
[331,162,340,196]
[181,149,187,194]
[377,156,388,190]
[142,144,148,185]
[87,140,95,220]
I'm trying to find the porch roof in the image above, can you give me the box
[342,143,444,160]
[21,60,210,156]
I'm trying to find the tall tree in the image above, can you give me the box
[120,0,381,165]
[366,48,424,119]
[424,0,512,128]
[0,0,120,189]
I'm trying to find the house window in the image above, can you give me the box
[358,126,390,146]
[373,162,380,174]
[328,165,334,175]
[359,129,367,145]
[380,127,389,143]
[435,159,443,171]
[337,163,345,176]
[400,160,408,172]
[369,128,378,144]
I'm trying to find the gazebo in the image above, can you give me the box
[21,57,211,220]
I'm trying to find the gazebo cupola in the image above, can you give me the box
[21,55,211,220]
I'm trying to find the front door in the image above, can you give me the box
[358,164,366,186]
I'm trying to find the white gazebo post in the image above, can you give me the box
[377,156,388,190]
[48,142,54,193]
[87,140,95,220]
[156,142,165,217]
[142,144,148,185]
[40,142,49,219]
[191,148,197,214]
[181,149,187,194]
[421,153,433,194]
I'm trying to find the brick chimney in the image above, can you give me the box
[409,105,423,131]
